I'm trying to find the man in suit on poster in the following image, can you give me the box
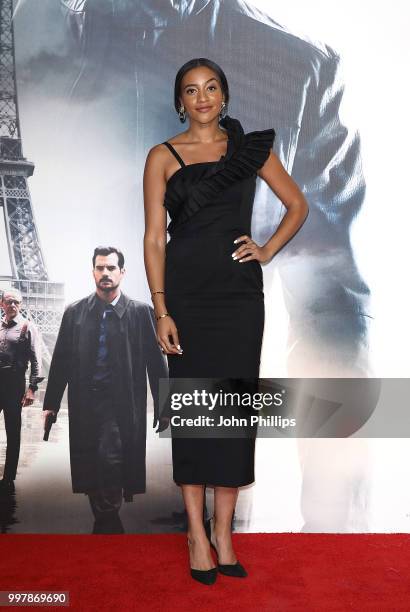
[43,247,168,533]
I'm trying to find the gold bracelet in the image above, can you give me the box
[156,312,170,321]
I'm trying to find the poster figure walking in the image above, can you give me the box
[43,247,168,533]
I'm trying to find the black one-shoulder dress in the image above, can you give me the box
[163,115,275,487]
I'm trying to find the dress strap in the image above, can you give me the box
[162,141,186,168]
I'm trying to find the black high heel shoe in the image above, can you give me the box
[205,517,248,578]
[190,567,218,585]
[188,538,218,585]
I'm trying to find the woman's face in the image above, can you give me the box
[179,66,225,123]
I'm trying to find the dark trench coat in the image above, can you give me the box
[43,292,168,499]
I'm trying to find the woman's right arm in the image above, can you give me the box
[143,146,183,356]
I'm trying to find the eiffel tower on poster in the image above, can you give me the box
[0,0,64,366]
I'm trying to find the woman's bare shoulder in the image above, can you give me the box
[146,133,184,161]
[146,142,167,159]
[145,143,171,174]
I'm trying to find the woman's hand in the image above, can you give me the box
[232,235,274,264]
[157,315,183,355]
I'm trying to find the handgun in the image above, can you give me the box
[43,412,57,441]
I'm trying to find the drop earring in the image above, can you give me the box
[219,101,227,119]
[178,106,186,123]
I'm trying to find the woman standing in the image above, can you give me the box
[143,58,308,585]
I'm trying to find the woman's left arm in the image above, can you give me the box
[232,152,309,264]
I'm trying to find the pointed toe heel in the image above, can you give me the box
[217,561,247,578]
[190,567,218,585]
[205,517,248,578]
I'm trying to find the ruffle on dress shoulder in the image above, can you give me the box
[165,115,275,234]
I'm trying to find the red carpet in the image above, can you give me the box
[0,534,409,611]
